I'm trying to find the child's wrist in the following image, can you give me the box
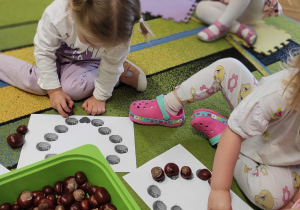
[46,88,62,95]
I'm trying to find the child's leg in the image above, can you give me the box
[196,0,264,45]
[59,60,99,101]
[0,54,47,95]
[234,154,300,209]
[171,57,258,111]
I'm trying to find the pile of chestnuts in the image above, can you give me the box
[7,125,29,149]
[0,171,117,210]
[151,162,211,183]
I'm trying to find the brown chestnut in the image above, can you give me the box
[79,181,92,193]
[164,163,179,179]
[180,166,193,180]
[37,198,55,209]
[7,133,24,149]
[88,195,99,208]
[42,185,54,196]
[17,190,33,208]
[88,185,99,195]
[69,201,81,210]
[54,181,64,195]
[60,192,74,207]
[55,205,65,210]
[11,204,21,210]
[0,203,11,210]
[16,125,28,135]
[151,167,165,182]
[196,168,212,181]
[74,171,87,185]
[100,203,117,210]
[94,187,111,205]
[63,176,78,193]
[80,199,90,210]
[33,193,44,206]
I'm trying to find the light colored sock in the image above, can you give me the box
[163,92,182,116]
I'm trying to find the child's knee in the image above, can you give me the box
[61,79,94,101]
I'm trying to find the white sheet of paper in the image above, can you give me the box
[123,144,251,210]
[18,114,136,172]
[0,164,9,176]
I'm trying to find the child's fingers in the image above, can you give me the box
[56,105,69,118]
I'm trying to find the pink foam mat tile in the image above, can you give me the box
[141,0,197,22]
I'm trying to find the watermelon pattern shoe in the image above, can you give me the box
[129,94,185,127]
[191,109,228,146]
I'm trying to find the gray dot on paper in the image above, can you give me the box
[54,125,68,133]
[36,142,51,151]
[44,133,58,142]
[171,205,182,210]
[98,127,111,135]
[45,154,57,159]
[106,155,120,165]
[153,200,167,210]
[65,118,78,125]
[109,135,122,143]
[91,119,104,127]
[114,145,128,154]
[147,185,161,198]
[79,117,91,123]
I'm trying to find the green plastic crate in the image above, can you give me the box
[0,144,140,209]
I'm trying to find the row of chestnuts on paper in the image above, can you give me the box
[6,125,29,149]
[151,162,212,183]
[0,171,117,210]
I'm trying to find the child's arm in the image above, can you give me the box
[208,126,243,210]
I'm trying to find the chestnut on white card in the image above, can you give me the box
[123,144,252,210]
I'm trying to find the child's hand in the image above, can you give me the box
[82,96,106,115]
[208,189,232,210]
[47,88,74,118]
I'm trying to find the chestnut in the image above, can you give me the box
[73,189,85,201]
[33,193,44,206]
[88,195,99,208]
[55,205,65,210]
[32,191,44,198]
[79,181,92,193]
[60,192,74,207]
[46,194,57,205]
[80,199,90,210]
[164,163,179,179]
[180,166,193,180]
[42,185,54,196]
[16,125,28,135]
[151,167,165,182]
[37,198,55,209]
[88,186,99,196]
[63,176,78,193]
[7,133,24,149]
[100,203,117,210]
[54,181,64,195]
[17,190,33,208]
[74,171,87,185]
[94,187,111,205]
[196,168,212,181]
[0,203,11,210]
[69,201,81,210]
[11,204,21,210]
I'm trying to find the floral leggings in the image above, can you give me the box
[174,58,300,209]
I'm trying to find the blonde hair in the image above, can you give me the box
[283,50,300,111]
[70,0,153,47]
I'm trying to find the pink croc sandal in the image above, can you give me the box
[236,24,257,45]
[191,109,227,146]
[198,20,229,42]
[129,94,185,127]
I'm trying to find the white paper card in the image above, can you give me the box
[0,164,9,176]
[18,114,136,172]
[123,144,251,210]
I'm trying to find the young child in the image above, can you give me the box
[129,53,300,209]
[0,0,153,118]
[195,0,282,45]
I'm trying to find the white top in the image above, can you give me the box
[33,0,130,101]
[228,70,300,166]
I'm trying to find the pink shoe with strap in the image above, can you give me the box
[191,109,227,146]
[236,24,257,46]
[129,95,185,127]
[198,20,229,42]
